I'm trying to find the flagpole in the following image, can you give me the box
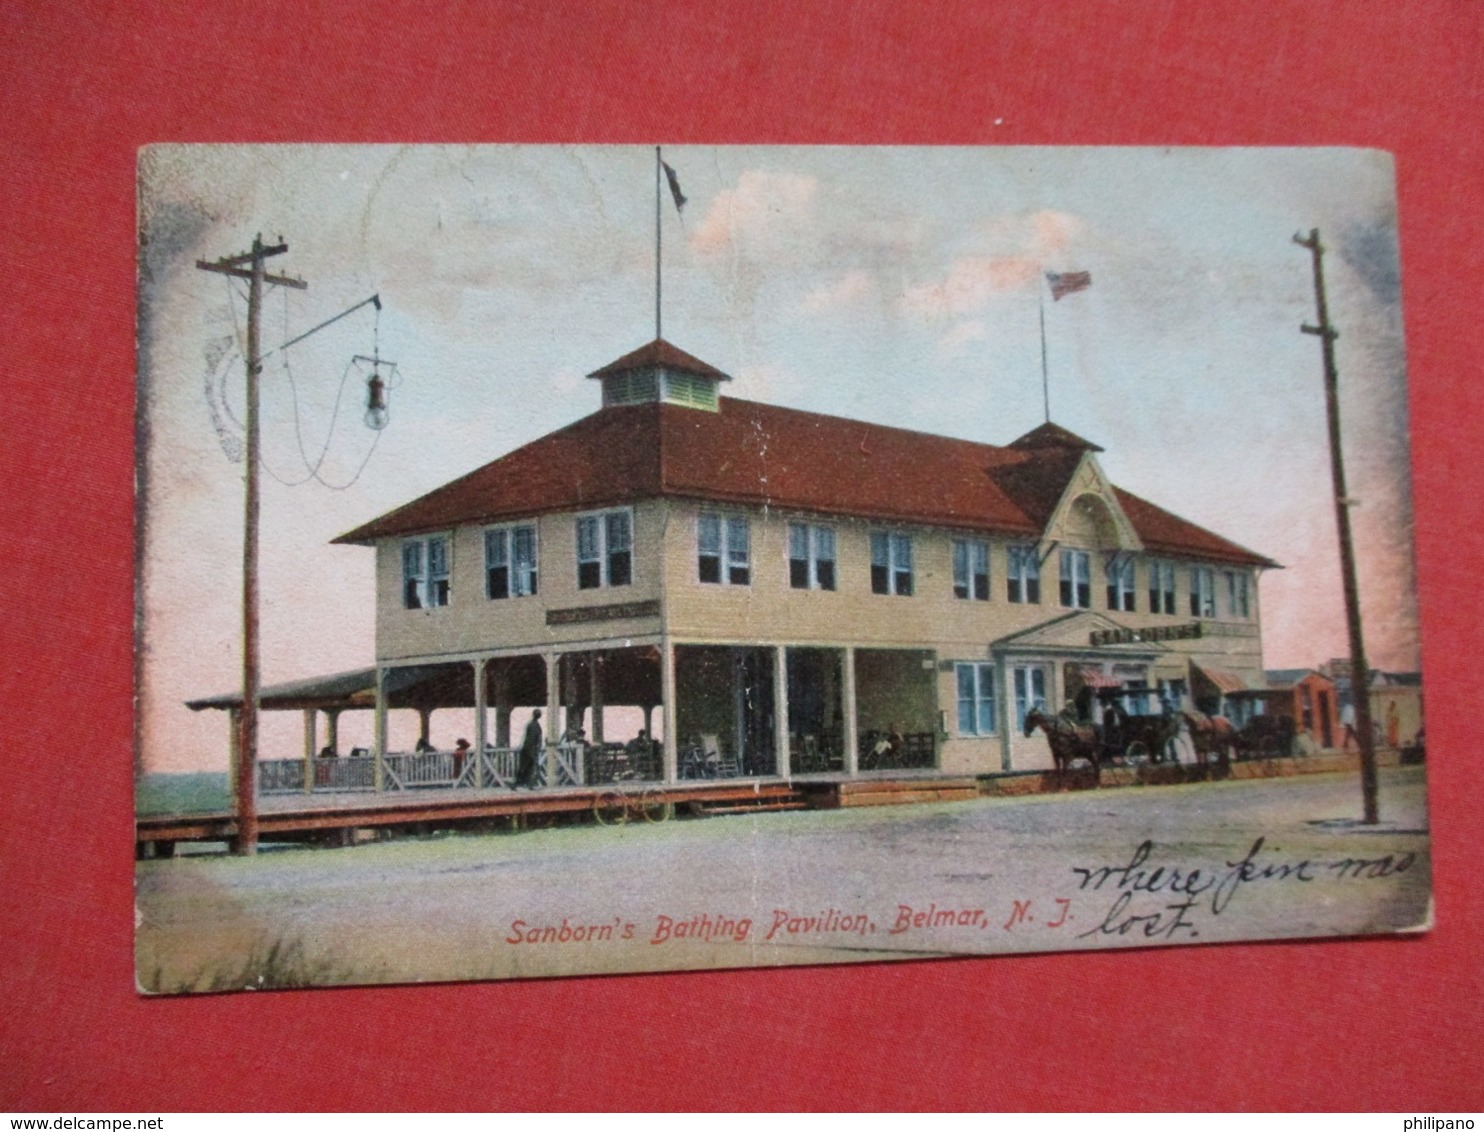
[1039,275,1050,423]
[655,145,662,341]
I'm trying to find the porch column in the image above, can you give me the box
[473,657,488,789]
[774,646,791,778]
[373,666,388,792]
[660,640,677,784]
[417,707,432,748]
[590,651,605,743]
[842,647,859,776]
[642,703,655,739]
[544,651,560,787]
[325,709,340,755]
[302,708,316,795]
[227,707,241,792]
[493,663,512,747]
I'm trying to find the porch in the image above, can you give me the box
[186,642,943,801]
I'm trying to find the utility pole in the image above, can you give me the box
[1294,227,1379,824]
[197,235,307,854]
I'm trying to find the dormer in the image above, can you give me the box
[587,338,731,412]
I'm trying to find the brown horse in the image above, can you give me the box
[1182,710,1237,768]
[1025,708,1103,780]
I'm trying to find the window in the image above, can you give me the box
[1013,665,1048,731]
[1190,566,1216,618]
[1148,559,1176,615]
[485,524,538,599]
[1225,570,1250,619]
[577,510,632,590]
[401,535,450,609]
[1007,545,1041,604]
[953,539,990,601]
[1105,555,1135,612]
[698,513,750,585]
[870,531,913,596]
[789,523,836,590]
[956,663,997,735]
[1059,549,1091,609]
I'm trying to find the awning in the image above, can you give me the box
[1076,666,1124,689]
[1193,664,1251,695]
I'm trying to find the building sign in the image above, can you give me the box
[546,599,662,626]
[1090,623,1203,646]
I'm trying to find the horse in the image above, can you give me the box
[1024,708,1103,781]
[1181,710,1237,769]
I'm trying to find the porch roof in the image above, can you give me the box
[186,665,459,713]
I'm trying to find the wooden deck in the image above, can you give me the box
[136,751,1397,856]
[135,778,808,854]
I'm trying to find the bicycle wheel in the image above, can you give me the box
[592,790,629,825]
[1125,740,1150,764]
[637,788,672,823]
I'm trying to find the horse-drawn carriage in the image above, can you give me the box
[1024,686,1183,779]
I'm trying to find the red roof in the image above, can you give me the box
[586,338,732,381]
[334,396,1275,568]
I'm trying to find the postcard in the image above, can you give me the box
[135,145,1429,993]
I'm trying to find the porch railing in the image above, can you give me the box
[259,756,377,794]
[587,742,663,784]
[858,730,936,771]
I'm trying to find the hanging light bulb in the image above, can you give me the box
[365,369,389,430]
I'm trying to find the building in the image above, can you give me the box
[1240,668,1342,750]
[315,338,1275,784]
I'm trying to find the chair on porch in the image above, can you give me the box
[700,733,742,778]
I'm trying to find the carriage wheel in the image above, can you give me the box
[638,788,672,823]
[593,791,630,825]
[1126,741,1151,764]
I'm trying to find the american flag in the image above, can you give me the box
[1046,270,1092,301]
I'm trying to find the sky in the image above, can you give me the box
[137,145,1418,774]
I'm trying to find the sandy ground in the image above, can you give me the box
[135,766,1431,993]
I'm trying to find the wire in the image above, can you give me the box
[212,273,390,491]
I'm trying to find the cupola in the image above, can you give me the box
[587,338,731,412]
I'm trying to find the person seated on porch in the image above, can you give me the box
[452,738,470,777]
[414,736,435,754]
[318,744,337,759]
[561,726,587,748]
[625,730,649,757]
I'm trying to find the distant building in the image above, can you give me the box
[322,338,1276,779]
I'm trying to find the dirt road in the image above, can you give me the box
[135,766,1430,992]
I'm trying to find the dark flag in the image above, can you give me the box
[1046,270,1092,301]
[661,160,687,213]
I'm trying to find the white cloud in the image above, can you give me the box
[936,319,989,356]
[690,169,819,261]
[900,209,1086,321]
[802,270,876,312]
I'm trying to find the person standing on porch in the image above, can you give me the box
[517,709,543,789]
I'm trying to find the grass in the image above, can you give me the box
[136,772,231,816]
[140,936,378,995]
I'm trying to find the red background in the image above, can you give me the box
[2,1,1480,1112]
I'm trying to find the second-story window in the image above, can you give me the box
[1149,559,1176,615]
[1060,549,1091,609]
[485,524,538,599]
[1225,570,1250,619]
[577,510,632,590]
[1106,555,1136,612]
[401,535,450,609]
[953,539,990,601]
[871,531,913,596]
[1007,544,1041,604]
[1190,566,1216,618]
[698,514,750,585]
[789,523,836,590]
